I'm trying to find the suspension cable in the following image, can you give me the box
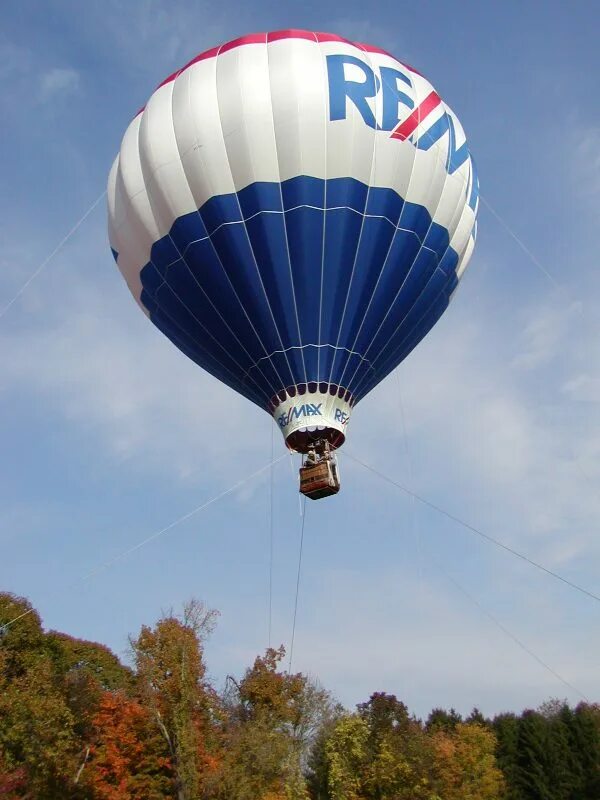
[288,496,307,673]
[0,191,107,321]
[268,424,275,647]
[348,448,590,701]
[425,544,589,701]
[346,452,600,605]
[1,455,286,632]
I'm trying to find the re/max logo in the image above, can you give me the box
[326,54,475,186]
[334,408,349,425]
[278,403,323,428]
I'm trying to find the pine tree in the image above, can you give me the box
[493,713,522,800]
[571,702,600,799]
[514,711,553,800]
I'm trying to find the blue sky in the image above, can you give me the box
[1,1,599,719]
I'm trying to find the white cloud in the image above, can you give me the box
[348,285,600,568]
[511,300,582,370]
[39,67,80,101]
[220,563,597,717]
[572,126,600,199]
[0,37,80,110]
[0,287,267,483]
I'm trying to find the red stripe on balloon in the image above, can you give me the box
[134,30,425,117]
[390,91,442,141]
[267,29,318,43]
[220,33,267,53]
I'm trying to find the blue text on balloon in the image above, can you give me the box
[327,54,471,176]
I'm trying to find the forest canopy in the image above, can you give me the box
[0,591,598,800]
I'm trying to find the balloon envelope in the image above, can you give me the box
[108,30,478,452]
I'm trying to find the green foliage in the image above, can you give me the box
[130,599,219,800]
[0,653,80,799]
[210,646,333,800]
[493,713,521,800]
[0,592,46,679]
[324,714,369,800]
[426,706,463,732]
[1,592,598,800]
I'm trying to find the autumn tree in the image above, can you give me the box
[46,631,134,742]
[0,593,46,679]
[358,693,434,799]
[319,693,434,800]
[323,714,369,800]
[430,721,504,800]
[130,599,219,800]
[0,651,81,798]
[0,593,85,799]
[87,690,173,800]
[210,646,334,800]
[0,751,27,799]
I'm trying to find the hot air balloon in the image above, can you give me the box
[107,30,479,499]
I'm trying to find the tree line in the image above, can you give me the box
[0,592,598,799]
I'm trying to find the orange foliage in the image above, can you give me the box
[88,691,172,800]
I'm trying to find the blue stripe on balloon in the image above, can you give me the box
[138,177,459,408]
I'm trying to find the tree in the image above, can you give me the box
[466,707,490,727]
[324,714,369,800]
[358,693,433,800]
[430,722,504,800]
[541,701,582,800]
[570,703,600,800]
[87,691,173,800]
[319,694,435,800]
[426,707,463,733]
[493,713,521,800]
[0,751,27,800]
[209,646,335,800]
[47,631,134,741]
[0,654,81,799]
[130,599,219,800]
[514,711,553,800]
[0,593,46,680]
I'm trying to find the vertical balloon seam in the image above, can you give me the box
[326,41,382,390]
[341,89,456,396]
[348,144,461,396]
[206,44,290,397]
[333,61,426,391]
[181,72,286,405]
[191,52,288,401]
[363,241,466,387]
[315,39,329,384]
[334,90,424,393]
[231,39,301,394]
[351,159,474,399]
[353,96,473,384]
[115,117,161,295]
[214,40,297,395]
[265,34,309,389]
[166,71,277,406]
[134,81,272,406]
[169,65,278,405]
[312,34,333,393]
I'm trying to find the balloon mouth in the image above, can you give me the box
[285,426,345,454]
[269,384,354,454]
